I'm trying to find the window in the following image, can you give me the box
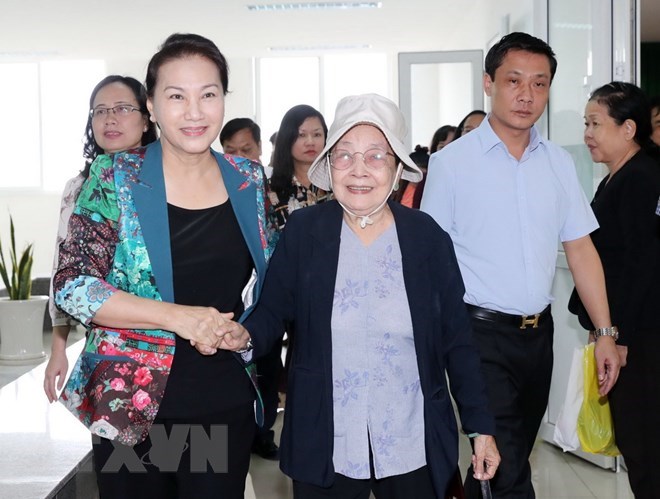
[258,57,320,163]
[0,64,41,188]
[0,60,106,191]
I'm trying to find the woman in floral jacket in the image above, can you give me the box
[54,34,275,499]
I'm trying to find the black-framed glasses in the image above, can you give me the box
[329,148,395,170]
[90,105,141,119]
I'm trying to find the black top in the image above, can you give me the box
[570,150,660,345]
[157,200,255,417]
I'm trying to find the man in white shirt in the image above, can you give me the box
[422,32,621,499]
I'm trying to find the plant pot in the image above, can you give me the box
[0,296,48,365]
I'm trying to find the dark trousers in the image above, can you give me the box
[609,330,660,499]
[464,313,554,499]
[254,342,283,441]
[93,403,255,499]
[293,466,436,499]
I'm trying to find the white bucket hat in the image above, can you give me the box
[308,93,423,191]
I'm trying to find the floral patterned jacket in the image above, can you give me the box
[54,141,276,446]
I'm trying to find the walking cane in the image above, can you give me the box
[480,479,492,499]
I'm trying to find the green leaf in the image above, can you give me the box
[17,245,33,300]
[0,237,10,292]
[0,214,34,300]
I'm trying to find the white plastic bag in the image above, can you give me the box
[553,346,584,451]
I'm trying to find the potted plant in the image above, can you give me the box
[0,215,48,364]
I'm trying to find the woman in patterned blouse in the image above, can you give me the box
[268,104,329,230]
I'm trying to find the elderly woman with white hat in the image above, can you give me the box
[219,93,500,498]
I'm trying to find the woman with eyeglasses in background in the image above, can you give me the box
[44,75,157,404]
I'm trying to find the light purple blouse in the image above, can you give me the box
[331,221,426,479]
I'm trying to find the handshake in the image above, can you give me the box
[174,305,251,356]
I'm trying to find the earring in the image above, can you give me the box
[393,182,400,191]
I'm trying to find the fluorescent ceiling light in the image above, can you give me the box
[268,43,372,51]
[248,2,382,11]
[553,22,592,30]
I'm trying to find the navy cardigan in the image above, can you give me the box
[245,200,495,496]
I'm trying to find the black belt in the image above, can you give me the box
[466,304,551,330]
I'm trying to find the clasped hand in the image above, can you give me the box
[174,306,250,356]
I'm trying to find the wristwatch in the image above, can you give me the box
[593,326,619,342]
[236,337,254,354]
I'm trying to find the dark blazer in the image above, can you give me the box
[245,200,495,496]
[570,150,660,344]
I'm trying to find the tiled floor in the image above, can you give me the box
[245,416,634,499]
[0,330,635,499]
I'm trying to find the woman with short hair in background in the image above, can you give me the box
[571,81,660,499]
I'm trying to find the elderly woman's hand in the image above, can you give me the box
[191,316,252,356]
[472,435,500,480]
[215,320,252,352]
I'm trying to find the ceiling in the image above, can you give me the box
[1,0,489,60]
[1,1,658,64]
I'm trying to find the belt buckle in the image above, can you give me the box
[520,313,540,329]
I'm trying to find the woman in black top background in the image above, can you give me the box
[572,81,660,499]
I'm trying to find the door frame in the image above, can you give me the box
[398,50,484,151]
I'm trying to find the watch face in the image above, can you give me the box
[238,338,253,353]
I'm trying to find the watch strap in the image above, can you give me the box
[593,326,619,341]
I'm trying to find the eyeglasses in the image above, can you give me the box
[329,148,395,170]
[90,105,141,119]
